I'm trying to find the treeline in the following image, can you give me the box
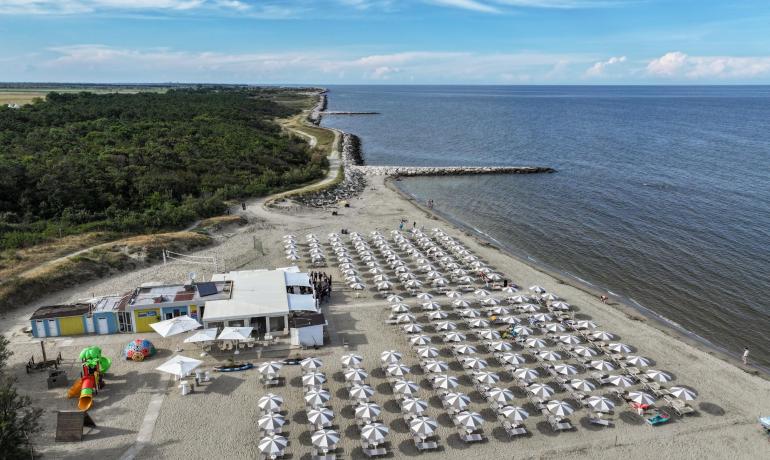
[0,88,326,249]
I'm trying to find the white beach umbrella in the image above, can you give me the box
[525,338,548,349]
[355,402,382,421]
[500,406,529,424]
[380,350,403,364]
[443,392,471,411]
[455,411,484,432]
[500,352,527,365]
[510,295,531,303]
[558,334,581,345]
[590,360,615,372]
[487,387,515,404]
[553,364,578,376]
[446,290,463,299]
[435,321,457,331]
[460,308,481,318]
[519,303,540,313]
[258,412,286,432]
[410,334,432,346]
[377,281,393,291]
[150,315,202,338]
[428,310,449,320]
[550,301,571,310]
[513,325,534,336]
[350,282,365,290]
[468,318,490,328]
[301,357,324,371]
[574,320,597,330]
[608,375,635,388]
[421,301,442,311]
[443,332,466,342]
[393,379,419,395]
[545,322,566,333]
[417,346,440,359]
[155,355,202,379]
[396,313,417,324]
[258,361,284,376]
[625,355,652,367]
[591,330,615,341]
[627,391,656,405]
[474,289,490,297]
[360,423,389,446]
[488,341,513,352]
[527,383,555,399]
[502,286,519,295]
[541,293,560,301]
[513,368,539,381]
[529,285,546,294]
[304,389,331,407]
[402,323,423,334]
[405,279,423,288]
[669,386,697,401]
[461,357,488,370]
[349,384,375,400]
[387,294,404,303]
[184,328,218,343]
[307,408,335,427]
[546,400,574,417]
[572,345,598,357]
[386,363,411,377]
[286,254,300,261]
[391,304,410,314]
[311,429,340,451]
[645,370,672,383]
[258,393,284,412]
[409,416,438,439]
[423,360,449,373]
[341,354,363,368]
[586,396,615,413]
[452,299,471,308]
[457,275,474,284]
[531,313,552,323]
[453,344,477,355]
[302,372,327,387]
[432,374,459,390]
[474,371,500,385]
[569,378,596,392]
[258,434,287,458]
[500,315,521,325]
[402,398,429,415]
[488,306,510,316]
[416,292,433,300]
[608,342,633,353]
[344,368,369,383]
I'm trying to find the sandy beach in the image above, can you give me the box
[2,169,770,460]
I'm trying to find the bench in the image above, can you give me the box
[502,421,527,437]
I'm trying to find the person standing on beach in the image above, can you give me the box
[742,347,749,365]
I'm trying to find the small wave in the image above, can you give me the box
[607,290,620,296]
[527,256,537,262]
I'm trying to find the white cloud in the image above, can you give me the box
[585,55,626,77]
[428,0,500,13]
[646,51,770,79]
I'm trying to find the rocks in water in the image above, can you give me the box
[308,93,327,125]
[342,133,364,166]
[357,165,556,176]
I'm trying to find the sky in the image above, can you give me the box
[1,0,770,84]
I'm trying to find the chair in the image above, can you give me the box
[502,421,527,437]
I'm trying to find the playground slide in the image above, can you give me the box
[78,375,95,411]
[66,377,83,399]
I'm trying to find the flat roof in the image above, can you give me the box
[30,303,90,320]
[205,270,290,322]
[129,281,231,309]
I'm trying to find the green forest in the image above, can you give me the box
[0,88,326,250]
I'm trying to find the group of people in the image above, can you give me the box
[310,271,333,305]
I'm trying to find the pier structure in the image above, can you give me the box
[355,165,555,177]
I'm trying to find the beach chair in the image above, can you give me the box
[668,399,695,416]
[312,450,337,460]
[589,413,612,427]
[646,410,671,426]
[360,440,388,457]
[502,421,527,437]
[457,429,484,443]
[547,416,573,431]
[413,435,439,451]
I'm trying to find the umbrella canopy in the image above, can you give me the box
[541,293,560,301]
[645,370,672,383]
[519,304,540,313]
[301,357,323,371]
[421,301,442,311]
[510,295,531,303]
[669,386,697,401]
[350,283,366,290]
[428,311,449,320]
[591,330,615,341]
[513,325,534,336]
[156,355,202,378]
[393,379,419,395]
[625,355,652,367]
[500,406,529,423]
[258,413,286,431]
[558,334,582,345]
[410,335,433,346]
[344,368,369,383]
[477,329,501,340]
[258,434,288,456]
[360,422,389,445]
[355,403,382,420]
[380,350,403,364]
[435,321,457,331]
[401,398,429,415]
[391,304,410,314]
[590,360,616,372]
[386,363,411,377]
[608,375,635,388]
[546,400,574,417]
[402,323,423,334]
[488,341,513,352]
[481,297,500,306]
[527,383,555,399]
[608,342,633,353]
[443,392,471,410]
[387,294,404,303]
[500,352,527,365]
[545,322,566,333]
[574,320,597,330]
[569,378,596,392]
[455,411,484,431]
[443,332,466,342]
[423,359,449,373]
[304,389,331,407]
[416,292,434,300]
[258,393,284,412]
[302,372,327,387]
[627,391,656,405]
[432,374,459,390]
[487,387,515,404]
[468,318,490,328]
[311,429,340,450]
[307,408,334,426]
[525,338,548,349]
[513,368,539,381]
[258,361,284,376]
[452,299,471,308]
[150,315,202,338]
[396,313,417,324]
[529,285,546,294]
[553,364,579,375]
[531,313,552,323]
[341,354,364,368]
[550,301,571,310]
[474,371,500,385]
[453,344,477,355]
[446,290,463,298]
[461,357,488,370]
[586,396,615,413]
[474,289,490,297]
[349,384,375,400]
[409,416,438,438]
[501,286,519,295]
[572,345,598,358]
[217,327,253,341]
[184,328,218,343]
[417,346,440,359]
[460,308,481,318]
[488,306,510,316]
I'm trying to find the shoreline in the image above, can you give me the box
[385,176,769,379]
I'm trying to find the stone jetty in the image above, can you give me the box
[355,165,555,177]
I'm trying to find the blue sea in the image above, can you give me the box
[320,85,770,370]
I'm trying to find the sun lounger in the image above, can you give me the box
[502,421,527,437]
[547,416,573,431]
[312,451,337,460]
[667,399,695,416]
[360,441,388,458]
[646,410,671,426]
[589,416,612,427]
[458,431,484,443]
[413,435,439,451]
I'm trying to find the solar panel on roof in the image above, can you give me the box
[197,282,219,297]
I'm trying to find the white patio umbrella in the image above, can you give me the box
[392,379,419,395]
[488,341,513,352]
[531,313,552,323]
[416,292,433,300]
[435,321,457,331]
[669,386,697,401]
[355,402,382,421]
[421,301,442,310]
[478,329,501,340]
[525,338,548,348]
[586,396,615,413]
[410,335,432,346]
[591,330,615,341]
[590,360,615,372]
[645,370,672,383]
[513,325,534,336]
[377,281,393,291]
[302,372,327,387]
[558,334,582,345]
[455,411,484,432]
[344,368,369,383]
[350,283,366,290]
[452,299,471,308]
[258,413,286,432]
[461,357,488,370]
[428,311,449,320]
[307,408,334,427]
[305,389,331,407]
[443,392,471,411]
[481,298,500,307]
[500,352,527,365]
[443,332,466,342]
[405,279,423,288]
[499,315,521,325]
[410,416,439,439]
[608,375,635,388]
[258,434,287,458]
[432,374,459,390]
[150,315,202,338]
[349,384,375,400]
[360,422,389,446]
[387,294,404,303]
[453,344,477,355]
[608,342,633,353]
[572,346,598,357]
[510,295,530,303]
[627,391,656,405]
[546,400,574,417]
[474,289,490,297]
[625,355,652,367]
[550,301,571,310]
[423,360,449,373]
[574,320,597,330]
[391,304,410,314]
[545,322,566,333]
[500,406,529,424]
[541,293,560,301]
[487,387,515,404]
[417,347,440,359]
[527,383,555,399]
[184,328,218,343]
[474,371,500,385]
[519,304,540,313]
[513,368,539,381]
[311,429,340,451]
[301,357,324,371]
[380,350,403,364]
[402,398,429,415]
[460,309,481,318]
[569,378,596,392]
[402,323,423,334]
[386,363,411,377]
[156,355,202,379]
[529,285,546,294]
[396,313,417,324]
[341,354,363,368]
[553,364,579,376]
[446,290,463,298]
[468,318,490,328]
[488,306,510,316]
[502,286,519,295]
[258,361,284,376]
[217,326,253,341]
[258,393,284,412]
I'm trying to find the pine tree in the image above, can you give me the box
[0,335,42,459]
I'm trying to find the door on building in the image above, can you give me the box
[47,319,59,337]
[117,312,133,333]
[98,317,109,335]
[35,321,46,338]
[85,317,95,334]
[165,312,173,320]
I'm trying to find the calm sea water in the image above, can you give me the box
[321,85,770,370]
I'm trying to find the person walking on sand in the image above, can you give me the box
[399,221,404,231]
[742,347,749,365]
